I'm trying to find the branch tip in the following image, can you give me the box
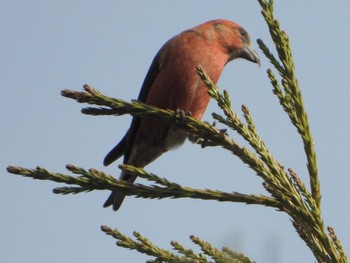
[6,166,23,174]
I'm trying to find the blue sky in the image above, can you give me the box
[1,1,350,262]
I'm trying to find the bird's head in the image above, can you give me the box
[210,19,261,66]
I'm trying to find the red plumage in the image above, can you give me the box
[104,19,260,211]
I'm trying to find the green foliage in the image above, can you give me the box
[101,226,254,263]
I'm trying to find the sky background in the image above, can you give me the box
[1,1,350,262]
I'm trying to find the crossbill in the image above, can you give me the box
[103,19,260,211]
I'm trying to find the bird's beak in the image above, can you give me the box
[241,44,261,66]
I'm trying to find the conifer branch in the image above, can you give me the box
[256,0,320,207]
[255,1,346,262]
[6,165,278,207]
[101,226,254,263]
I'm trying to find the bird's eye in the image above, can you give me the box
[240,29,246,36]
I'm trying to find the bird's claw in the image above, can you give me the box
[188,134,210,148]
[188,121,228,148]
[174,109,192,122]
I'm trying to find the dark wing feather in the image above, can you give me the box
[103,52,162,166]
[103,135,127,166]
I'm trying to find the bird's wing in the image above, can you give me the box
[103,134,127,166]
[103,52,162,166]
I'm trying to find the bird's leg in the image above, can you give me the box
[188,120,213,147]
[188,120,228,148]
[174,109,228,147]
[174,108,192,121]
[173,108,192,132]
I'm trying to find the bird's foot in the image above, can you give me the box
[188,120,228,148]
[174,108,192,122]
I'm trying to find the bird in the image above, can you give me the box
[103,19,260,211]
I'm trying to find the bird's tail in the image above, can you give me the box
[103,191,125,211]
[103,170,137,211]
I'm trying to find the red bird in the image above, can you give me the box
[103,19,260,211]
